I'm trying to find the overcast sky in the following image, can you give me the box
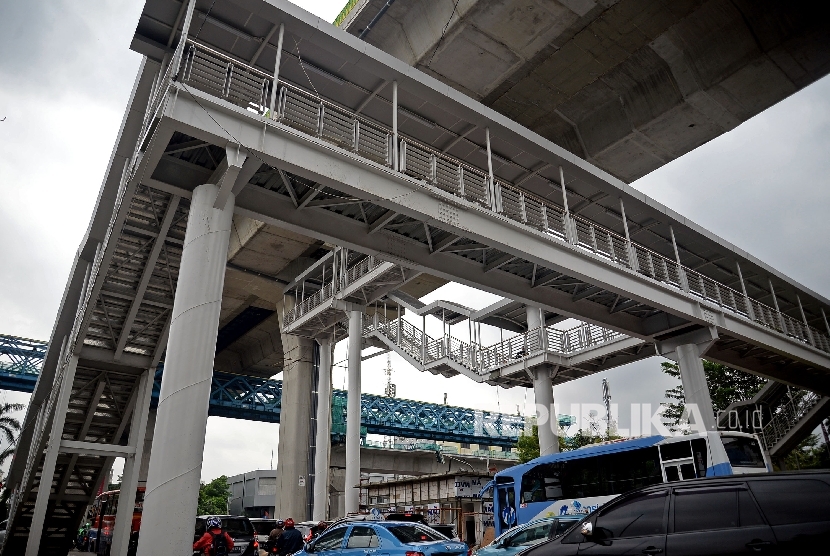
[1,0,828,482]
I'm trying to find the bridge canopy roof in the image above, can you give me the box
[132,0,829,326]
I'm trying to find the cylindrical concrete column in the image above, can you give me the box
[533,370,558,456]
[676,343,716,432]
[274,327,315,521]
[345,311,362,514]
[137,183,234,556]
[527,306,558,455]
[313,337,333,521]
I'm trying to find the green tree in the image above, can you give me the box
[517,425,619,461]
[561,429,607,451]
[661,360,765,431]
[517,425,540,463]
[780,433,830,471]
[0,402,25,521]
[0,402,25,468]
[198,475,231,515]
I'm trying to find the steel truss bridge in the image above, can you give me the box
[0,334,523,446]
[5,1,830,554]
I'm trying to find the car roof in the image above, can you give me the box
[638,470,830,492]
[594,470,830,505]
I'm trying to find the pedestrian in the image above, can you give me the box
[275,518,304,556]
[193,517,235,555]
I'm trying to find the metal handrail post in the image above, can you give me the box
[670,225,689,292]
[421,315,426,366]
[797,295,815,346]
[560,166,573,244]
[392,81,399,171]
[619,198,636,270]
[768,279,786,333]
[268,23,285,117]
[486,128,496,212]
[170,0,197,80]
[736,260,754,320]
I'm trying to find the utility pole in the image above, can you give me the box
[602,378,615,437]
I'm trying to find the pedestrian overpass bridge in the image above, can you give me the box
[4,1,830,555]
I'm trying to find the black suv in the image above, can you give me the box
[193,515,257,555]
[521,471,830,555]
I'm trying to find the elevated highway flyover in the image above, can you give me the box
[0,333,526,446]
[5,1,830,555]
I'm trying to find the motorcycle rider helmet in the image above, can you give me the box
[284,518,295,528]
[207,517,222,530]
[275,520,285,528]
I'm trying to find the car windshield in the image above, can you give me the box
[387,525,446,543]
[251,521,276,534]
[222,518,254,537]
[722,436,766,468]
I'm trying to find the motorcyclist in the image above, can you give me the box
[193,517,236,555]
[76,522,91,550]
[265,520,285,553]
[275,518,303,556]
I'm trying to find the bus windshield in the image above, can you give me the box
[722,435,766,468]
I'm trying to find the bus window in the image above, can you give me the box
[722,436,766,468]
[520,464,563,503]
[559,447,662,499]
[659,440,691,462]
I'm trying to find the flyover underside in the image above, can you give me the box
[151,86,830,395]
[344,0,830,183]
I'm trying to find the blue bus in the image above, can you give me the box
[487,431,770,535]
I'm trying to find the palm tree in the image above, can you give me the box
[0,402,25,468]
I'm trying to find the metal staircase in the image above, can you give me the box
[719,381,830,458]
[363,311,648,388]
[760,390,830,457]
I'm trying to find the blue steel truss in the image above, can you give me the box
[0,334,522,446]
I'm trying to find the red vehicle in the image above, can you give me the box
[88,487,145,555]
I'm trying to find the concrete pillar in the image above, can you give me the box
[345,311,363,514]
[274,321,315,521]
[675,343,717,432]
[527,306,558,455]
[111,369,154,556]
[313,337,333,521]
[137,183,234,556]
[25,354,79,556]
[533,369,558,456]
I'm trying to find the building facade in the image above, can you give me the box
[228,470,278,518]
[363,473,495,547]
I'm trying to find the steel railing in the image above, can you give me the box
[284,255,387,326]
[174,41,830,355]
[367,312,627,376]
[759,389,823,450]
